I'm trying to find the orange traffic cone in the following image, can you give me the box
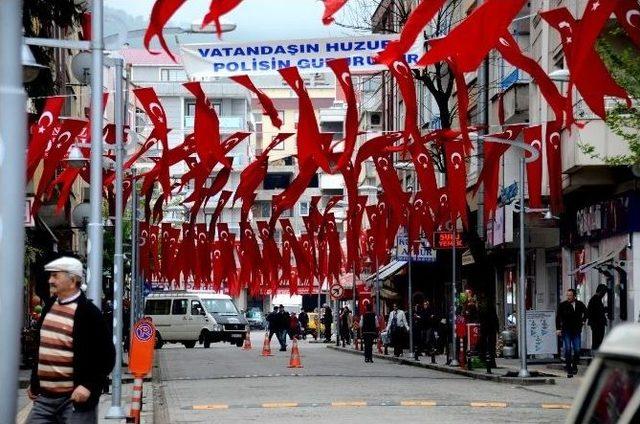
[261,333,273,356]
[243,331,252,350]
[287,338,303,368]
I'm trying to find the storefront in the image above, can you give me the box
[563,191,640,337]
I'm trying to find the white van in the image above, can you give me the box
[143,291,248,349]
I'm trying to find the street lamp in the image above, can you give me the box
[22,44,46,83]
[469,132,540,378]
[548,69,570,83]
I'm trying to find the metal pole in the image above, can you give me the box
[375,257,381,317]
[106,58,126,419]
[518,157,530,377]
[0,1,27,421]
[130,168,138,334]
[450,225,459,367]
[408,254,414,358]
[352,262,356,317]
[87,0,105,309]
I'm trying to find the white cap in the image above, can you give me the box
[44,257,84,280]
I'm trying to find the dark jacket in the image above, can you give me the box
[323,307,333,324]
[266,311,279,331]
[587,295,607,328]
[31,293,116,410]
[556,300,587,335]
[361,312,377,335]
[298,311,309,327]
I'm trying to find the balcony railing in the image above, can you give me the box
[184,115,245,131]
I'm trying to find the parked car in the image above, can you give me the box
[245,308,266,330]
[144,291,248,349]
[305,312,326,340]
[564,323,640,423]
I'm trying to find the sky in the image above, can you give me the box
[103,0,375,44]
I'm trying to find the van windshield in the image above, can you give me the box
[202,299,239,315]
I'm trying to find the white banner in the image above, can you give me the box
[526,310,558,356]
[180,34,422,79]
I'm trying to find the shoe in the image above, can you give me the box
[567,373,573,378]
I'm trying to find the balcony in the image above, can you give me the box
[184,115,245,132]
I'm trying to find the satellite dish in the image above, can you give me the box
[71,52,92,85]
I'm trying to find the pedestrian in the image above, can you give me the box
[361,303,378,363]
[587,284,608,351]
[27,257,115,424]
[298,309,309,340]
[556,288,587,378]
[289,312,300,340]
[266,306,279,343]
[277,305,290,351]
[386,303,409,357]
[341,307,353,346]
[477,295,500,369]
[322,304,333,342]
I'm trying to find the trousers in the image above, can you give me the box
[27,395,97,424]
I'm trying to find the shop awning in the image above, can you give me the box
[366,260,408,282]
[380,288,402,300]
[569,243,628,275]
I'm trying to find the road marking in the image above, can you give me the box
[193,404,229,410]
[541,403,572,409]
[401,400,437,407]
[331,401,367,407]
[470,402,508,408]
[262,402,299,408]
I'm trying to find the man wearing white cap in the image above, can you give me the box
[27,257,115,424]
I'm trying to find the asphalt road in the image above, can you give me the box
[154,333,581,423]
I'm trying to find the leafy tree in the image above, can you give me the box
[578,26,640,165]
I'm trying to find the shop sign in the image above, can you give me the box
[433,231,465,249]
[575,193,640,239]
[396,228,436,262]
[25,197,35,227]
[498,182,518,206]
[525,310,558,355]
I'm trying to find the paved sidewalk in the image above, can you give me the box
[328,345,561,385]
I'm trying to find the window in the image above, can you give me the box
[191,300,205,316]
[171,299,188,315]
[253,112,263,123]
[144,299,171,315]
[201,299,239,315]
[263,173,291,190]
[160,68,187,82]
[254,201,271,218]
[300,201,310,216]
[307,173,319,188]
[370,112,381,126]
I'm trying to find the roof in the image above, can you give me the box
[598,323,640,359]
[147,290,232,299]
[366,260,408,282]
[121,48,182,66]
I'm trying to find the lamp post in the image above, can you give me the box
[470,133,540,378]
[0,1,29,422]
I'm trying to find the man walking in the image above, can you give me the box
[277,305,289,351]
[27,257,115,423]
[361,303,378,363]
[266,306,279,343]
[556,289,587,378]
[298,309,309,340]
[386,303,409,357]
[322,304,333,342]
[587,284,608,351]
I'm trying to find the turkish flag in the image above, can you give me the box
[374,154,408,245]
[211,240,225,291]
[474,125,526,225]
[281,219,310,285]
[217,224,239,296]
[419,0,526,71]
[183,82,230,168]
[354,132,404,178]
[257,220,282,292]
[139,222,151,280]
[327,59,358,171]
[325,214,343,284]
[180,223,195,284]
[202,0,243,39]
[371,198,389,264]
[207,190,233,237]
[541,7,631,123]
[448,59,473,155]
[195,224,211,287]
[615,0,640,48]
[347,195,368,275]
[27,96,65,182]
[322,0,348,25]
[152,193,166,224]
[270,158,319,230]
[495,32,566,124]
[376,0,447,65]
[48,167,82,213]
[149,225,161,281]
[144,0,185,62]
[133,87,168,137]
[444,139,468,228]
[387,58,420,143]
[188,165,232,224]
[523,125,543,208]
[407,139,438,209]
[545,121,564,214]
[231,75,282,128]
[279,67,331,172]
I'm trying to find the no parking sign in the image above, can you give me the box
[129,317,156,377]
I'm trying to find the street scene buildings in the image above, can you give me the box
[3,0,640,423]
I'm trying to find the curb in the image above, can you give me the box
[327,345,556,386]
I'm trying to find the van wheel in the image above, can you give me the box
[183,341,196,349]
[155,332,164,349]
[201,330,211,349]
[235,339,244,347]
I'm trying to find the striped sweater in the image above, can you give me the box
[37,295,79,396]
